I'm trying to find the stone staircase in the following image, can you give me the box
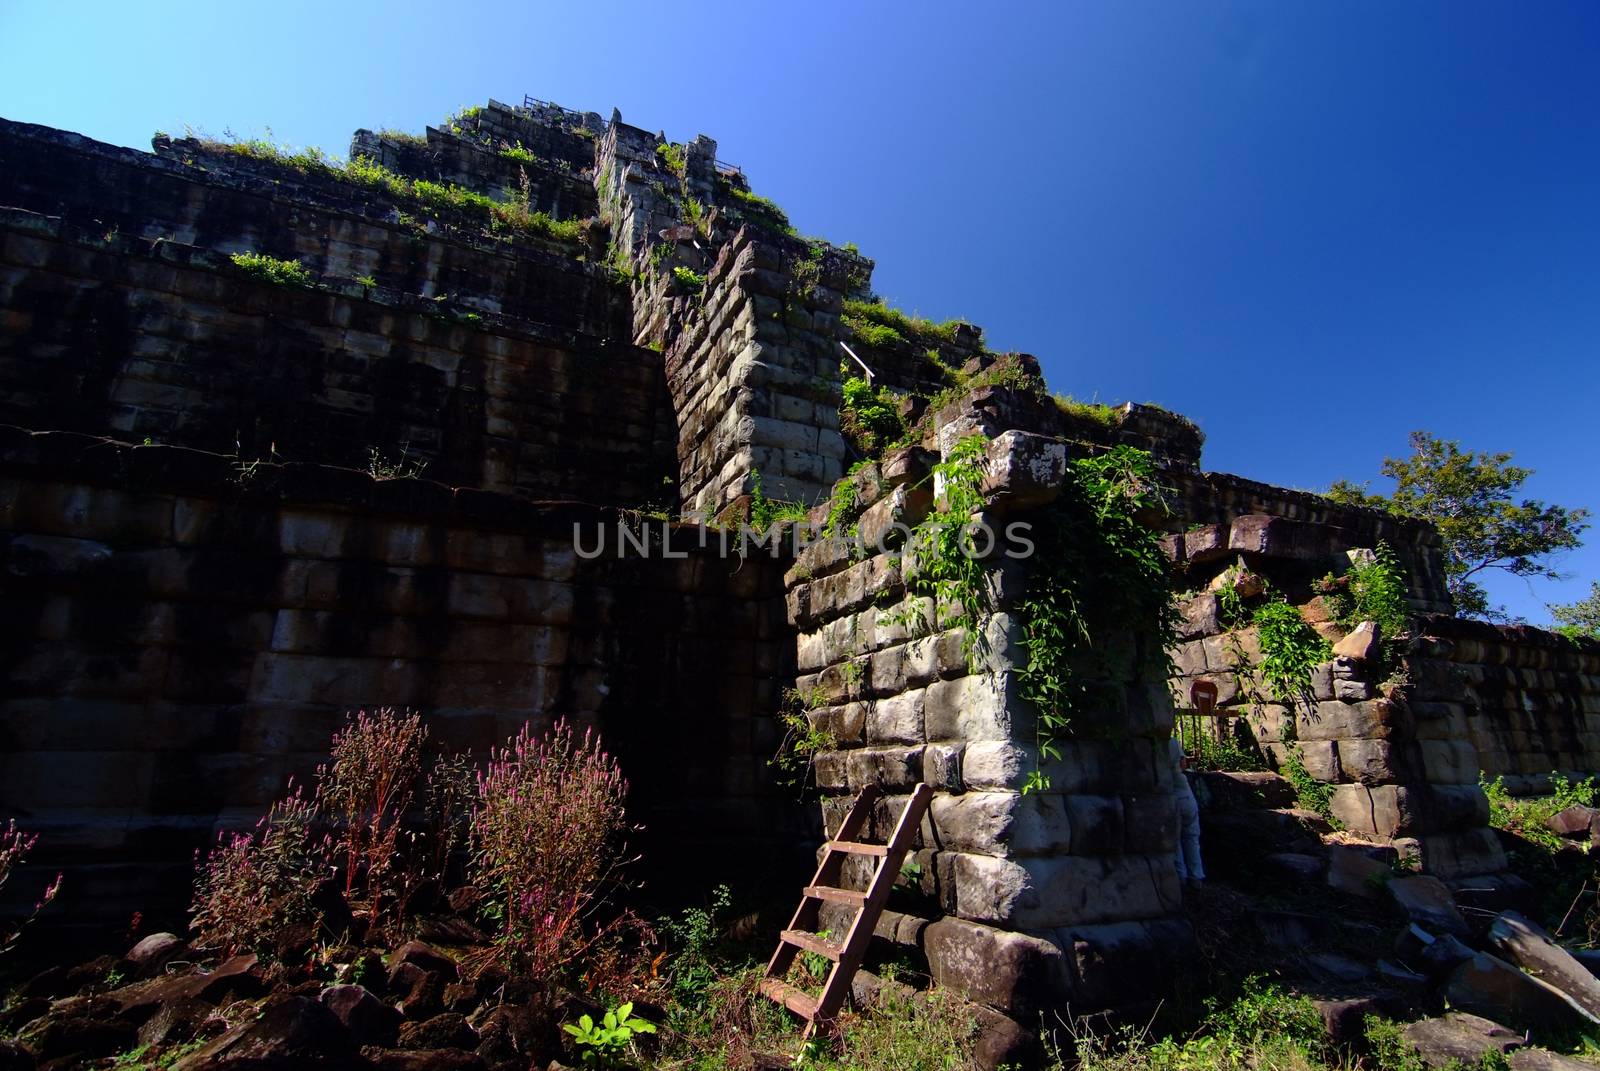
[1195,770,1335,879]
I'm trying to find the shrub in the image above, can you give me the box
[1483,771,1597,852]
[229,251,312,287]
[656,142,687,176]
[190,784,322,957]
[745,470,808,533]
[1,821,61,954]
[1328,541,1411,639]
[471,719,635,983]
[1252,599,1332,709]
[423,749,477,880]
[840,375,904,456]
[671,266,706,294]
[662,885,732,1013]
[316,708,426,926]
[499,142,539,164]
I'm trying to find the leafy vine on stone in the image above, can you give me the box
[1017,446,1179,794]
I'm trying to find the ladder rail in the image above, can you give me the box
[759,782,934,1038]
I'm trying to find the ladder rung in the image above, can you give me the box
[759,977,819,1019]
[804,885,867,905]
[827,839,888,856]
[781,929,841,961]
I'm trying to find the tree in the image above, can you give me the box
[1551,582,1600,639]
[1328,431,1589,621]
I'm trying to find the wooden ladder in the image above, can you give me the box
[758,782,935,1037]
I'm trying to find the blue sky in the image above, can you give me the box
[2,0,1596,623]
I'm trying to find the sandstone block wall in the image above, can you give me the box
[0,427,805,928]
[1410,616,1600,795]
[595,122,852,514]
[784,414,1192,1020]
[350,97,602,220]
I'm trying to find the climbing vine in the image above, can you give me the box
[879,434,992,666]
[1252,600,1333,709]
[1015,446,1179,793]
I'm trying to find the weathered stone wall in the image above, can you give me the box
[784,409,1193,1022]
[350,97,602,219]
[0,205,675,504]
[1162,487,1515,885]
[1410,616,1600,796]
[0,427,805,928]
[595,122,853,514]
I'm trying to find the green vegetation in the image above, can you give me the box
[377,128,427,149]
[682,196,707,236]
[824,461,868,538]
[772,687,836,790]
[745,471,808,533]
[881,433,992,666]
[228,251,312,287]
[1067,977,1335,1070]
[719,179,794,235]
[1329,431,1589,621]
[199,136,586,245]
[671,265,706,294]
[1016,446,1180,793]
[1283,746,1338,823]
[656,142,687,176]
[841,298,964,349]
[498,142,540,164]
[1326,541,1411,640]
[1179,718,1267,772]
[1054,392,1122,429]
[839,375,904,456]
[1252,599,1332,709]
[1551,581,1600,639]
[1483,771,1597,853]
[563,1001,656,1066]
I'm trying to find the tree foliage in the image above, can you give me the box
[1551,581,1600,639]
[1328,431,1589,621]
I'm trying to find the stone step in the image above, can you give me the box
[1195,770,1300,811]
[1201,807,1330,875]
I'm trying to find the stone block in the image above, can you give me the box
[1123,794,1180,854]
[1419,739,1481,785]
[923,743,964,790]
[1184,525,1229,564]
[845,746,925,792]
[981,431,1067,511]
[1014,854,1179,929]
[1297,739,1343,781]
[923,917,1070,1018]
[924,672,1020,743]
[1297,698,1408,742]
[1055,918,1195,1010]
[1063,795,1124,856]
[1228,514,1336,561]
[867,690,925,745]
[963,740,1027,790]
[1338,738,1411,784]
[1413,827,1509,881]
[1177,593,1223,640]
[929,791,1072,857]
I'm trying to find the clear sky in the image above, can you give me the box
[2,0,1596,623]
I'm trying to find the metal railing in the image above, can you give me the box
[520,95,588,127]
